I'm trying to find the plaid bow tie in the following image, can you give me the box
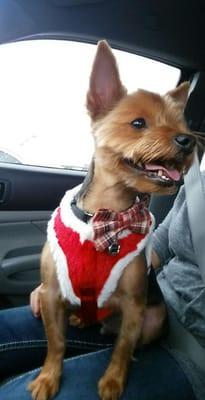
[92,195,151,252]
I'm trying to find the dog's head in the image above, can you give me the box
[86,41,196,195]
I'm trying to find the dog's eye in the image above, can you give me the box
[131,118,146,129]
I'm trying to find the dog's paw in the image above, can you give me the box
[98,373,124,400]
[28,373,60,400]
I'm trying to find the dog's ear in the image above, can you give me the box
[166,81,190,110]
[87,40,126,120]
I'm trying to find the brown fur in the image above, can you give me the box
[29,41,195,400]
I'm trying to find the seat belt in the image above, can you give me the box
[184,151,205,284]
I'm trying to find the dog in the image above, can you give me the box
[29,40,196,400]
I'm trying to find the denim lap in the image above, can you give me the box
[0,306,196,399]
[0,306,113,379]
[0,346,196,400]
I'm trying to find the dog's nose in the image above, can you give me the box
[174,134,196,154]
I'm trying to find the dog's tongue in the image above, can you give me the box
[145,163,181,181]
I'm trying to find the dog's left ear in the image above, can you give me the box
[87,40,126,120]
[166,81,190,110]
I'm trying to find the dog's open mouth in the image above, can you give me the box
[124,158,182,186]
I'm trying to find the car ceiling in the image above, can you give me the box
[0,0,204,71]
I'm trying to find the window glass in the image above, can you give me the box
[0,40,180,170]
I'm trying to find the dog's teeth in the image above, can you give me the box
[162,174,170,181]
[147,169,172,182]
[157,170,170,181]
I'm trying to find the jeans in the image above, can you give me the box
[0,306,196,399]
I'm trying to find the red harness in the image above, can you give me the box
[48,188,153,324]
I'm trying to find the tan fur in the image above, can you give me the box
[29,41,196,400]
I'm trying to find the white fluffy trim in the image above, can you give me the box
[47,208,80,305]
[97,213,155,308]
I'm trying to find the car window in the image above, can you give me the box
[0,40,180,170]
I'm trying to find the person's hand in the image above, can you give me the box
[30,284,42,318]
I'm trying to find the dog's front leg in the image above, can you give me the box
[98,255,147,400]
[98,300,145,400]
[29,245,67,400]
[29,286,66,400]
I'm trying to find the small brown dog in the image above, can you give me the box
[29,41,196,400]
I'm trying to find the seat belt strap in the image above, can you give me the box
[184,152,205,283]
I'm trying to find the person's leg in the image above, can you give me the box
[0,345,196,400]
[0,306,113,380]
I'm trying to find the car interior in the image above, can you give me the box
[0,0,204,316]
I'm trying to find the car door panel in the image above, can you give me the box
[0,163,85,308]
[0,162,85,210]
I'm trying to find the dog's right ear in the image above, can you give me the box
[87,40,126,120]
[166,81,190,110]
